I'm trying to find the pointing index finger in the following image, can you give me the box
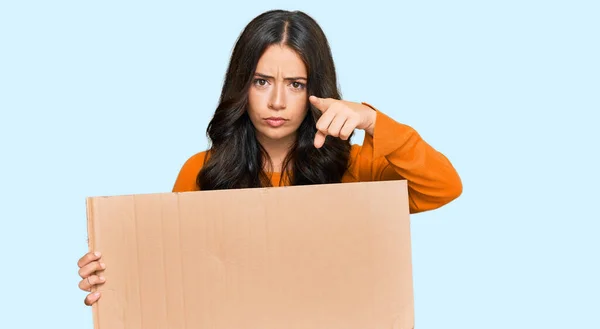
[309,95,334,112]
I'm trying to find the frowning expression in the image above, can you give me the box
[247,44,309,146]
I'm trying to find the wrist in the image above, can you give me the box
[361,103,377,136]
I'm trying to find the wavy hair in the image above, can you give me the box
[197,10,352,190]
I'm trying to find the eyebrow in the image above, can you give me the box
[254,72,307,81]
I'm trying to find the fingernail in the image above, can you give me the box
[95,292,101,297]
[100,262,106,269]
[99,276,105,281]
[94,251,101,257]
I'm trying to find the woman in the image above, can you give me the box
[77,9,462,306]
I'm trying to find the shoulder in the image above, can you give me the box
[172,150,210,192]
[182,150,210,170]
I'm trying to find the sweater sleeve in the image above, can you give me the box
[355,103,463,213]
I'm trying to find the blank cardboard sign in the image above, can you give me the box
[85,180,414,329]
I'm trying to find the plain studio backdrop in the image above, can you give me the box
[0,1,598,328]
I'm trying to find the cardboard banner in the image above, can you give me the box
[86,180,414,329]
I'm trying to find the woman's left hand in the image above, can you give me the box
[309,95,377,148]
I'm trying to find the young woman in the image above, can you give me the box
[77,9,462,306]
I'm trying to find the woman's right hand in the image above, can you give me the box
[77,251,106,306]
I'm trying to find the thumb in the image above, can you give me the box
[309,95,334,112]
[314,130,327,149]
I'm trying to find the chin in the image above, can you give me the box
[257,128,295,142]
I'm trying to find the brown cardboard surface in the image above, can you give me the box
[86,180,414,329]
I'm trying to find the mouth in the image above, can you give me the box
[264,117,288,127]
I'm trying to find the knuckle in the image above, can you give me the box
[78,253,94,268]
[79,261,101,278]
[87,275,98,285]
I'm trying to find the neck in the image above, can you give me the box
[257,134,295,173]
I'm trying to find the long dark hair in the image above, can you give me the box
[197,10,352,190]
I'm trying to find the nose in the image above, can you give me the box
[268,83,286,110]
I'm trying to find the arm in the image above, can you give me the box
[358,103,463,214]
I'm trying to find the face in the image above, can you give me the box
[247,44,308,146]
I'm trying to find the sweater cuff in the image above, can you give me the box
[361,102,418,159]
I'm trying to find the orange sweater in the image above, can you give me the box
[172,104,462,214]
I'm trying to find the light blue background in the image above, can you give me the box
[1,0,598,328]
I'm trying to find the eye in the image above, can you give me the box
[291,81,305,89]
[254,78,267,86]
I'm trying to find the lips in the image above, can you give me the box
[264,117,287,127]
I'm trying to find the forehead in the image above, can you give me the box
[255,44,307,76]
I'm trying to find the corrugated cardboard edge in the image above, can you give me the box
[85,196,100,329]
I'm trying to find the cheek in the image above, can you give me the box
[290,97,308,119]
[247,89,264,117]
